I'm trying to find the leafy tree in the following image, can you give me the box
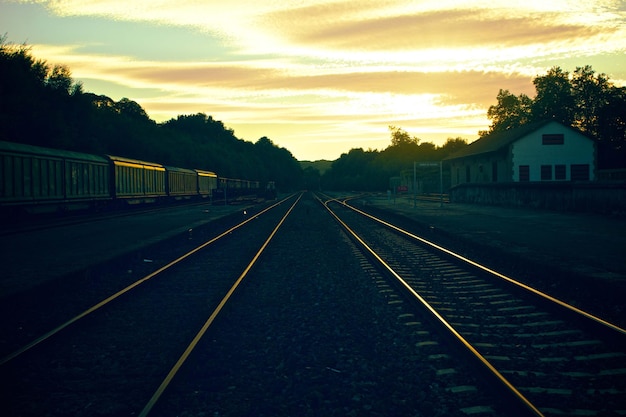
[438,137,468,157]
[380,126,423,171]
[571,66,607,134]
[482,89,532,135]
[0,38,49,144]
[321,128,469,191]
[571,66,626,153]
[324,148,380,190]
[115,98,151,122]
[162,113,240,148]
[46,64,73,93]
[532,66,576,125]
[599,86,626,145]
[253,136,302,190]
[389,125,419,146]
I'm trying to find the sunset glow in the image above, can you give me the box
[1,0,624,160]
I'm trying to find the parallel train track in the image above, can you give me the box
[146,192,511,416]
[322,194,626,416]
[0,194,300,416]
[2,192,623,416]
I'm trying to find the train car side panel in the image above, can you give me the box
[65,158,110,200]
[0,141,110,208]
[112,162,144,197]
[166,166,198,197]
[196,170,217,197]
[108,156,166,200]
[1,147,64,203]
[144,165,166,197]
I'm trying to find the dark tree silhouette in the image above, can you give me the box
[532,66,576,125]
[482,89,532,135]
[0,37,303,190]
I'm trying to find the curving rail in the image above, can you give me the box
[343,196,626,338]
[319,193,626,416]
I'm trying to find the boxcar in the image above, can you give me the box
[165,166,198,199]
[216,177,261,199]
[0,140,110,213]
[106,155,166,203]
[196,169,218,198]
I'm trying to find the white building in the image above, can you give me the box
[445,121,596,186]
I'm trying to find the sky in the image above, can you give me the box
[1,1,625,161]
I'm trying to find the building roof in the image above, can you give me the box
[444,120,559,161]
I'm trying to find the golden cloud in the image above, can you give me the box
[261,7,609,52]
[98,59,533,109]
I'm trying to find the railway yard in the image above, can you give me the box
[1,193,625,416]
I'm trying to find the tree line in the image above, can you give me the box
[319,66,626,191]
[2,36,623,193]
[314,128,466,191]
[0,37,302,190]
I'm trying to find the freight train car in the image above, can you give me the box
[106,155,167,204]
[196,169,218,199]
[165,166,198,200]
[1,140,261,216]
[213,177,261,200]
[0,140,111,214]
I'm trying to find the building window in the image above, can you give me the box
[465,165,470,183]
[571,164,590,181]
[492,161,498,182]
[542,133,564,145]
[555,164,566,180]
[541,165,552,180]
[519,165,530,182]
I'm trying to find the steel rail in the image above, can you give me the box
[319,195,544,417]
[138,192,303,417]
[0,196,293,366]
[339,196,626,337]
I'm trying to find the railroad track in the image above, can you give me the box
[0,194,301,416]
[144,192,512,416]
[322,194,626,416]
[3,191,624,416]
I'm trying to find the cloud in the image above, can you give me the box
[38,44,533,115]
[13,0,626,160]
[29,1,626,53]
[264,7,604,51]
[24,1,625,71]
